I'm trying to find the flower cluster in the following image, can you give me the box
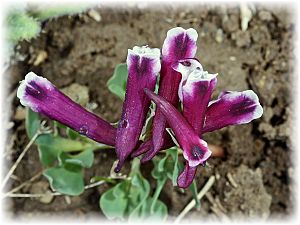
[17,27,263,188]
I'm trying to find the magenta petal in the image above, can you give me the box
[177,163,197,188]
[176,59,218,134]
[131,135,174,159]
[17,72,116,146]
[131,139,152,158]
[144,89,211,167]
[175,61,217,188]
[142,27,198,162]
[202,90,264,133]
[162,27,198,62]
[115,46,161,172]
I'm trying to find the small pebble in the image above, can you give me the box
[240,3,253,31]
[30,181,54,204]
[215,29,224,43]
[258,10,272,21]
[5,121,14,130]
[229,56,236,61]
[88,9,101,22]
[33,50,48,66]
[14,106,26,120]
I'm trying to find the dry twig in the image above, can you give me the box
[4,180,106,198]
[1,121,51,190]
[174,176,216,223]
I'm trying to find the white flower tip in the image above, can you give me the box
[128,46,161,60]
[245,90,264,119]
[17,72,52,108]
[188,70,218,83]
[167,27,198,42]
[173,59,203,78]
[17,72,37,104]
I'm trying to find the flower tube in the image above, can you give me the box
[144,89,211,167]
[115,46,161,172]
[174,59,217,188]
[202,90,264,133]
[141,27,198,162]
[17,72,116,146]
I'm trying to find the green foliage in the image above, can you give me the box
[28,3,94,21]
[151,147,201,209]
[152,148,182,186]
[100,159,168,221]
[5,3,95,61]
[6,10,41,44]
[26,109,97,195]
[44,166,84,196]
[106,63,128,100]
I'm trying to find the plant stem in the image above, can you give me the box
[150,177,167,214]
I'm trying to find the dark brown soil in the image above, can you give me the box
[4,3,295,222]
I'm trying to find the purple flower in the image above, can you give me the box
[173,59,263,188]
[114,46,161,172]
[173,58,217,134]
[139,27,198,162]
[17,72,116,146]
[202,90,264,133]
[172,58,218,188]
[144,88,212,167]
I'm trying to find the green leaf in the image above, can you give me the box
[107,63,128,100]
[151,147,181,184]
[37,135,93,152]
[43,166,84,196]
[59,148,94,168]
[38,145,62,166]
[35,134,93,166]
[100,159,152,221]
[26,108,41,139]
[140,197,168,221]
[100,181,130,220]
[66,127,80,139]
[128,173,150,219]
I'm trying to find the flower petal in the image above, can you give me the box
[162,27,198,62]
[141,27,198,162]
[175,60,217,188]
[177,163,197,188]
[115,46,161,172]
[175,59,217,134]
[144,89,211,167]
[17,72,116,146]
[202,90,264,133]
[172,58,204,101]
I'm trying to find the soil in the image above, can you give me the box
[3,3,295,222]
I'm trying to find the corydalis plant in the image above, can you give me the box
[17,27,263,189]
